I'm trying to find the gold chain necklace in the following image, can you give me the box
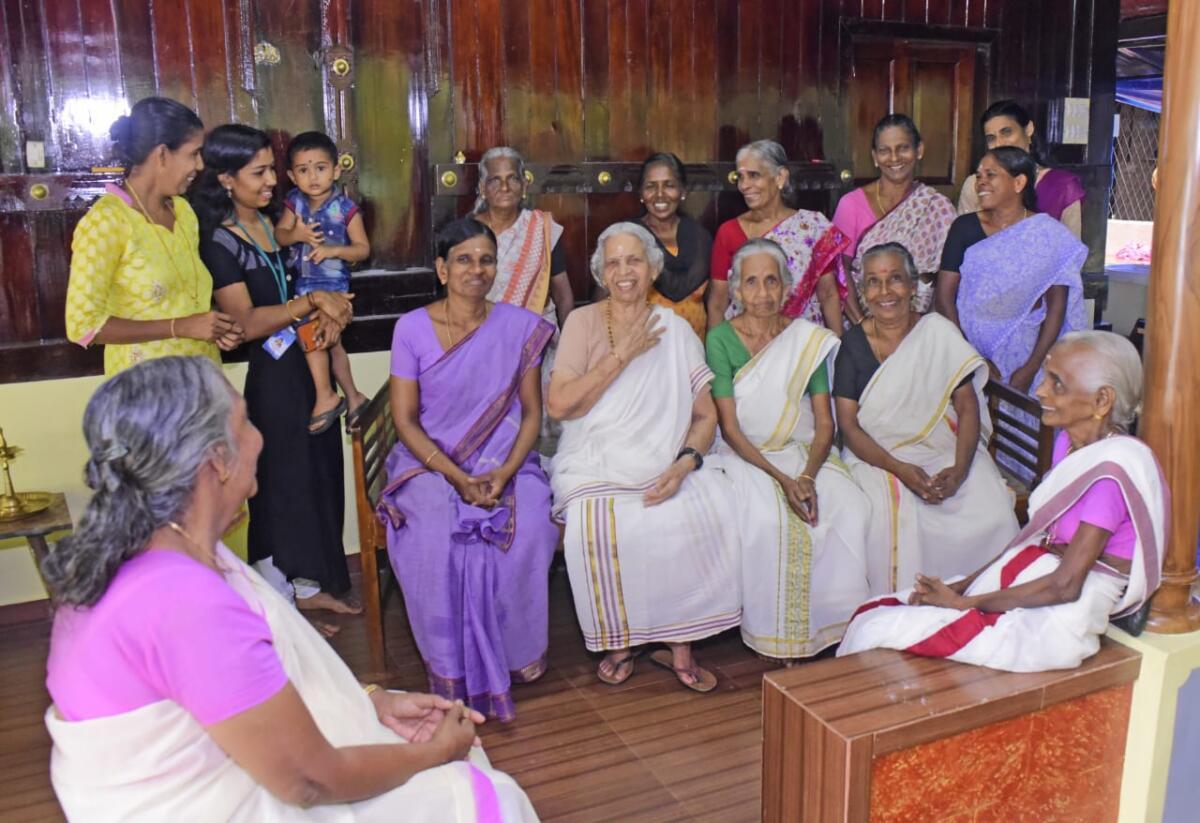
[443,299,490,350]
[125,182,201,308]
[605,299,618,353]
[166,520,218,570]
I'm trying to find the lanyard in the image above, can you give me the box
[234,214,288,304]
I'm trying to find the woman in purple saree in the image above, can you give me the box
[379,218,558,722]
[937,147,1086,393]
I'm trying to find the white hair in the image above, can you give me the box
[860,242,919,286]
[1056,330,1144,432]
[588,222,665,288]
[729,238,792,295]
[473,146,527,214]
[735,139,794,197]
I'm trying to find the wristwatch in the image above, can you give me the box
[676,446,703,471]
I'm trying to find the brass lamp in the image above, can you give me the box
[0,428,52,522]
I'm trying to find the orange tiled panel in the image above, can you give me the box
[870,683,1132,822]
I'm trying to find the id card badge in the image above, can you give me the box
[263,326,297,360]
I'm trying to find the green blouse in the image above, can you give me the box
[705,321,829,399]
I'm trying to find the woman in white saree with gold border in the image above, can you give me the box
[707,239,870,659]
[833,243,1018,595]
[41,357,536,822]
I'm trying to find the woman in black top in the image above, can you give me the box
[191,124,357,633]
[635,152,713,339]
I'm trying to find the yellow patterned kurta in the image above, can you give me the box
[65,190,220,375]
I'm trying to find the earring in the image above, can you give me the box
[224,188,232,198]
[218,468,230,484]
[1092,411,1105,420]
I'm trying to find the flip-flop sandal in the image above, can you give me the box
[596,650,640,686]
[344,399,370,433]
[308,397,348,435]
[649,649,718,693]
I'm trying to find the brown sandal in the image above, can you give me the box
[649,649,717,693]
[597,650,639,685]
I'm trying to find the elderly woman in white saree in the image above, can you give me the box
[840,332,1166,671]
[707,239,869,659]
[833,243,1018,595]
[41,357,536,822]
[548,222,740,693]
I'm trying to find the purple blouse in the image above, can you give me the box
[1046,432,1136,560]
[47,549,287,725]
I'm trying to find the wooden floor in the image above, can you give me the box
[0,566,778,821]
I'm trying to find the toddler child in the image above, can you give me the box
[275,131,371,433]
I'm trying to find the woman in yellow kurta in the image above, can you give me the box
[65,97,244,374]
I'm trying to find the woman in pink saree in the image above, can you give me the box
[833,114,957,314]
[380,218,558,722]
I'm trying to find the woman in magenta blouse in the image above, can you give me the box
[839,331,1168,672]
[41,356,537,821]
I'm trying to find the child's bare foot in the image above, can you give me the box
[297,590,363,615]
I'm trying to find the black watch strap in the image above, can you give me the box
[676,446,703,471]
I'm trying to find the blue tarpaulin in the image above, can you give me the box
[1117,76,1163,113]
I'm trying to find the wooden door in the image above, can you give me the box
[847,37,981,192]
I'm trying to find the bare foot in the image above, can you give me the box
[310,618,341,638]
[297,591,363,615]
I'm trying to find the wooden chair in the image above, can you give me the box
[984,380,1055,523]
[349,382,399,675]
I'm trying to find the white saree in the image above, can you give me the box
[550,307,741,651]
[838,436,1166,671]
[845,313,1018,595]
[46,545,538,822]
[715,320,870,658]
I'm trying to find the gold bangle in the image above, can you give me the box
[798,474,816,483]
[169,318,177,339]
[286,297,304,324]
[424,448,439,467]
[363,683,382,696]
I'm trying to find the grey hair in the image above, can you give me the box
[1055,331,1144,432]
[589,221,665,288]
[736,139,794,198]
[730,237,793,295]
[473,146,527,214]
[861,242,919,286]
[41,356,238,607]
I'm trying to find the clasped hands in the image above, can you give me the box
[450,467,515,509]
[908,574,970,609]
[779,475,818,525]
[894,462,966,505]
[303,291,355,350]
[368,690,483,760]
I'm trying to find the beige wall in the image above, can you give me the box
[0,350,393,607]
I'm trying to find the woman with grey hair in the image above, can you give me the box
[42,356,537,820]
[707,139,850,333]
[706,238,870,660]
[472,146,574,326]
[833,243,1017,595]
[841,331,1168,671]
[547,221,740,692]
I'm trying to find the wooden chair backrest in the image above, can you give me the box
[350,383,397,558]
[349,381,398,674]
[985,380,1055,522]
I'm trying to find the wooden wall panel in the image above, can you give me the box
[0,0,1121,382]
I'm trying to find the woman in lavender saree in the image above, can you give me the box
[380,219,558,722]
[937,147,1087,394]
[840,332,1166,672]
